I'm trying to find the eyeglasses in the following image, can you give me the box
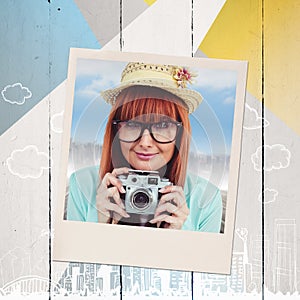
[112,119,182,144]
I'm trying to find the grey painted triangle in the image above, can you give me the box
[73,0,120,47]
[194,48,207,58]
[122,0,149,28]
[74,0,149,47]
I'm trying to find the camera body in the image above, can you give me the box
[118,169,172,215]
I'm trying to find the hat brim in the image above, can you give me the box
[101,79,203,114]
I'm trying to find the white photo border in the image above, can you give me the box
[53,48,247,274]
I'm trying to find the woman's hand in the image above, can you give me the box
[149,185,189,229]
[96,167,130,224]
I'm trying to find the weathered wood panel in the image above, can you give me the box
[0,1,299,299]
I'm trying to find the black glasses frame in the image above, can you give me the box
[112,119,182,144]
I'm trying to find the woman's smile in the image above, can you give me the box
[134,151,158,161]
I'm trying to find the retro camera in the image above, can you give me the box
[118,169,172,215]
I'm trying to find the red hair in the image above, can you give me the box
[99,86,191,187]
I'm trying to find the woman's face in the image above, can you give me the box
[119,117,176,171]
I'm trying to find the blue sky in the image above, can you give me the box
[71,58,238,156]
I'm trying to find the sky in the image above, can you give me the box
[70,58,239,156]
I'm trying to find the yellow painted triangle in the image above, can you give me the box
[199,0,262,102]
[264,0,300,135]
[144,0,156,6]
[199,0,300,134]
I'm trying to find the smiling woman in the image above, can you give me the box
[66,61,223,232]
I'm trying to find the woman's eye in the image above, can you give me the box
[126,121,139,128]
[155,122,169,129]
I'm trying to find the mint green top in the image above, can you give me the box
[67,166,222,233]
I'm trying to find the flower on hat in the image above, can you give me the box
[172,67,195,88]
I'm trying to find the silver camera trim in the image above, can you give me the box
[118,169,171,215]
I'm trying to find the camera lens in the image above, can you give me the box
[132,191,150,210]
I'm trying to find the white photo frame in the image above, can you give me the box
[53,48,247,274]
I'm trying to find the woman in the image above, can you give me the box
[67,62,222,232]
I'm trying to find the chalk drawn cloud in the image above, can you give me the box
[50,111,64,133]
[1,83,32,105]
[258,188,278,204]
[243,104,269,130]
[251,144,291,171]
[6,145,48,179]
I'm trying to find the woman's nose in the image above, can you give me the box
[138,129,154,147]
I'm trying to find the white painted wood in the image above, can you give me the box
[6,1,300,298]
[122,0,192,56]
[193,0,226,54]
[193,92,263,296]
[48,81,71,285]
[263,1,300,295]
[0,95,50,287]
[192,1,263,297]
[264,107,300,294]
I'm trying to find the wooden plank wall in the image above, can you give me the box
[0,0,299,299]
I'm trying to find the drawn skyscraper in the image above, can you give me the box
[249,236,262,292]
[122,267,131,292]
[143,268,151,292]
[273,219,297,294]
[230,252,244,293]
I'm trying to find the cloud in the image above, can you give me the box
[258,188,278,204]
[76,59,127,91]
[6,145,48,179]
[243,104,270,130]
[1,83,32,105]
[76,77,116,99]
[76,59,127,100]
[223,96,235,105]
[75,60,127,99]
[251,144,291,171]
[193,68,237,90]
[76,59,125,78]
[50,111,64,133]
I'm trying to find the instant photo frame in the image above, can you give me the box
[53,48,247,274]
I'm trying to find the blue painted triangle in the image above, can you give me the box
[0,0,100,135]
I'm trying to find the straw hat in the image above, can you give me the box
[101,62,203,113]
